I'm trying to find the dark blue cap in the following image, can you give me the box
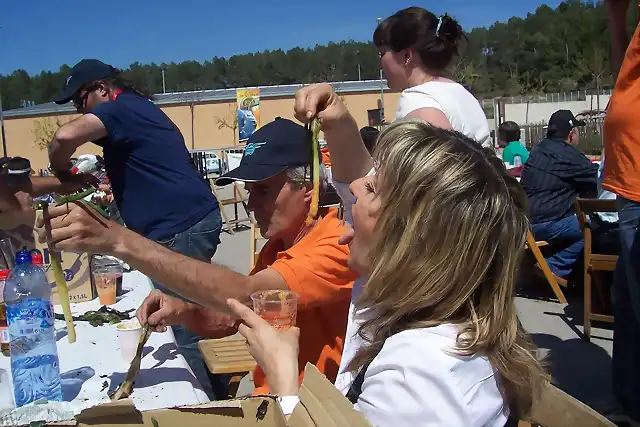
[15,250,32,265]
[215,118,312,186]
[547,110,586,138]
[55,59,118,105]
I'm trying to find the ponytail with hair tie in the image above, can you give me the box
[373,7,466,73]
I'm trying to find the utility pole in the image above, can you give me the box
[161,68,166,93]
[376,17,385,123]
[0,93,6,157]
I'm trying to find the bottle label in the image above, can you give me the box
[6,298,55,341]
[0,326,8,344]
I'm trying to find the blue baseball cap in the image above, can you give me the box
[55,59,118,105]
[216,118,312,186]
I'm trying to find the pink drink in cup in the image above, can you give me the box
[250,290,299,329]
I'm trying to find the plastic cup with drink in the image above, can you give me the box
[93,264,122,306]
[513,155,522,167]
[115,319,143,362]
[250,290,299,329]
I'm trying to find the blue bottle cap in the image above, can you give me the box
[15,249,32,265]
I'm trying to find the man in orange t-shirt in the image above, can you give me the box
[603,1,640,421]
[35,117,356,399]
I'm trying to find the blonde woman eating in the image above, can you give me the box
[227,118,545,426]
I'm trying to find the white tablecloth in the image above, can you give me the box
[0,271,209,416]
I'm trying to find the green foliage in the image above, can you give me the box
[1,1,636,110]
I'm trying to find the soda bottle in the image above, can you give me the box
[0,269,10,357]
[4,250,62,407]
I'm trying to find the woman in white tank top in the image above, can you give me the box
[375,10,491,147]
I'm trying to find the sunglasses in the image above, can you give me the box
[72,83,101,109]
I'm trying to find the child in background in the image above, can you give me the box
[499,121,529,164]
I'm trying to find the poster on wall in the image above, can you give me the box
[236,88,260,142]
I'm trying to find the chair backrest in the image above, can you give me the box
[574,198,617,229]
[526,382,616,427]
[574,198,617,260]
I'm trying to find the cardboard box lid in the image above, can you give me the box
[289,364,370,427]
[21,363,369,427]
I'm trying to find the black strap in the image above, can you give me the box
[346,362,370,404]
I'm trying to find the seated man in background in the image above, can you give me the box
[521,110,598,280]
[36,118,357,395]
[498,121,529,165]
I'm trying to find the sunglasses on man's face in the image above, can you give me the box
[72,83,101,109]
[72,90,91,109]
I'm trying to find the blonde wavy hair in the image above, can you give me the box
[348,119,546,418]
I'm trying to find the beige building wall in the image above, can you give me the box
[3,90,401,172]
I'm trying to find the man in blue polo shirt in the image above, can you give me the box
[48,59,223,399]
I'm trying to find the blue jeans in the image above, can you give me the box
[612,197,640,420]
[531,215,584,278]
[152,208,227,401]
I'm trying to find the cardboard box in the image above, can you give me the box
[0,210,94,304]
[6,362,615,427]
[13,364,371,427]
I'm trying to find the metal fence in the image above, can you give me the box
[520,117,604,155]
[492,89,613,105]
[190,146,246,185]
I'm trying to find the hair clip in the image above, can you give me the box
[435,16,443,38]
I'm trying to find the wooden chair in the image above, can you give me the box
[525,230,568,304]
[519,381,616,427]
[198,337,257,399]
[211,181,251,235]
[574,198,617,341]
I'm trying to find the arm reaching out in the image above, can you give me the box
[35,201,289,314]
[49,114,107,171]
[606,0,634,79]
[294,83,373,184]
[136,290,238,338]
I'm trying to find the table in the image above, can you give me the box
[0,271,208,419]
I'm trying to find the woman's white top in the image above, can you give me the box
[281,322,507,426]
[353,326,507,426]
[395,81,492,148]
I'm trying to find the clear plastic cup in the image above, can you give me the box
[93,265,122,305]
[250,290,299,329]
[91,256,124,296]
[115,320,142,362]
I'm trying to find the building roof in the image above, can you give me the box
[3,79,390,119]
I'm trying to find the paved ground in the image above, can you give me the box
[211,187,616,410]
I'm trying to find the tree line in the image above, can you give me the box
[1,0,637,111]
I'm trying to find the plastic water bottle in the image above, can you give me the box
[513,155,523,167]
[3,250,62,407]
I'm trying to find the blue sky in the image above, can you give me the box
[0,0,563,75]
